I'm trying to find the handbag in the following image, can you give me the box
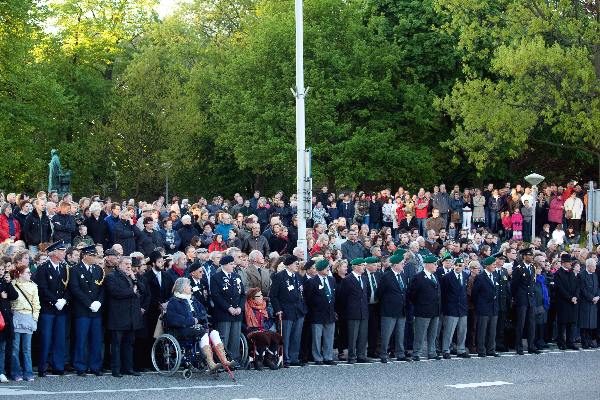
[153,314,164,338]
[451,211,460,223]
[565,210,573,219]
[0,310,5,331]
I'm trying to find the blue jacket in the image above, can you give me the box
[407,271,441,318]
[471,271,500,316]
[165,296,207,328]
[210,270,245,322]
[376,269,407,318]
[304,275,336,324]
[270,270,307,321]
[441,270,469,317]
[337,273,369,320]
[159,228,181,254]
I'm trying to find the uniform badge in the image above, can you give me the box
[81,274,85,278]
[192,286,199,292]
[318,285,324,290]
[49,275,53,280]
[288,285,294,291]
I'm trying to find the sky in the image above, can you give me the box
[156,0,181,18]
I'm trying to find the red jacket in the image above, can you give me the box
[208,241,227,252]
[0,214,21,242]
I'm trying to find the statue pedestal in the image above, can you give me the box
[58,171,72,195]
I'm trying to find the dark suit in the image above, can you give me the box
[305,275,336,362]
[376,269,407,359]
[104,269,144,374]
[440,270,469,354]
[472,271,500,354]
[578,272,599,347]
[270,269,306,364]
[364,270,382,357]
[34,260,70,373]
[337,273,369,362]
[210,270,245,360]
[407,271,441,358]
[554,267,579,348]
[68,262,105,373]
[510,261,536,351]
[495,267,511,350]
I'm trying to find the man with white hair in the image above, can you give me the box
[85,202,108,249]
[245,250,271,296]
[164,251,187,295]
[578,259,600,348]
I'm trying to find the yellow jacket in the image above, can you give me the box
[11,279,41,321]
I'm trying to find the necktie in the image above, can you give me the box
[323,278,332,302]
[430,274,437,285]
[489,273,494,285]
[358,274,363,290]
[397,274,404,289]
[457,273,462,286]
[370,273,377,292]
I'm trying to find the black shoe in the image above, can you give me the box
[282,362,290,368]
[314,361,323,365]
[478,353,487,357]
[77,371,87,377]
[528,349,541,354]
[516,349,525,355]
[347,359,356,364]
[397,357,412,362]
[567,345,579,351]
[450,349,458,355]
[93,371,103,376]
[123,371,141,376]
[380,358,388,364]
[356,358,372,363]
[487,352,501,357]
[367,352,378,359]
[52,370,64,376]
[432,355,442,360]
[457,353,471,359]
[112,373,123,378]
[323,360,337,366]
[412,356,420,362]
[443,353,451,359]
[38,371,47,378]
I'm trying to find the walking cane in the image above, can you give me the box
[209,332,235,382]
[279,313,284,366]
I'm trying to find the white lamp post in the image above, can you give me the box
[525,173,545,242]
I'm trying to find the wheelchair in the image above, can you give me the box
[152,329,249,380]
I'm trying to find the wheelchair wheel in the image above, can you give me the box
[238,333,249,369]
[152,334,182,376]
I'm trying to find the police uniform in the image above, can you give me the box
[510,248,539,354]
[34,241,70,376]
[68,246,105,375]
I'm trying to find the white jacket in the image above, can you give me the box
[564,197,584,219]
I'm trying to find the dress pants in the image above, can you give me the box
[281,317,304,363]
[347,319,368,361]
[38,313,67,373]
[496,310,508,349]
[514,306,536,351]
[367,304,380,356]
[404,303,414,352]
[413,316,439,358]
[216,321,242,361]
[110,330,134,374]
[476,315,498,354]
[442,315,467,354]
[380,317,406,358]
[73,317,103,373]
[557,322,576,347]
[311,323,335,362]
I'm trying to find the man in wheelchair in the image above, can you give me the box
[164,277,233,371]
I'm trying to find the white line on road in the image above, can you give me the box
[446,381,513,389]
[0,384,243,396]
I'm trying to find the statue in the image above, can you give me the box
[48,149,62,193]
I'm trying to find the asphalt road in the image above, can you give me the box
[1,347,598,400]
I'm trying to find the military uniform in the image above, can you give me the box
[510,249,538,354]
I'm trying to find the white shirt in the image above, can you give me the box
[153,268,162,287]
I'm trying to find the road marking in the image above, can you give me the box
[446,381,513,389]
[0,384,243,396]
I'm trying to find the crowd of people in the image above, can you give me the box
[0,180,598,383]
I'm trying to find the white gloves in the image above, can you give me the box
[55,298,67,311]
[89,301,101,313]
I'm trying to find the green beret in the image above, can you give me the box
[441,254,452,262]
[393,249,407,257]
[483,256,496,266]
[315,259,329,271]
[423,255,438,264]
[389,254,404,265]
[454,257,464,264]
[364,256,379,264]
[350,258,365,266]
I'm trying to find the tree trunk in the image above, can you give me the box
[254,174,264,193]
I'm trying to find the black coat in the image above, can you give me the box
[52,213,76,244]
[114,220,139,256]
[554,268,579,324]
[68,262,105,318]
[210,270,245,322]
[141,269,171,332]
[84,216,108,249]
[0,278,18,340]
[304,275,336,324]
[164,297,207,336]
[177,225,199,251]
[190,277,211,313]
[104,269,143,331]
[363,270,382,304]
[407,271,441,318]
[136,229,165,256]
[496,267,511,312]
[337,273,369,320]
[269,270,307,321]
[471,271,500,317]
[34,260,70,315]
[441,271,469,317]
[578,272,599,329]
[376,269,407,318]
[511,261,536,307]
[23,211,52,246]
[369,201,383,225]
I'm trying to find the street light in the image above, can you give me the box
[525,173,545,242]
[162,162,173,204]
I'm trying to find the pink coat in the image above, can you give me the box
[548,197,564,224]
